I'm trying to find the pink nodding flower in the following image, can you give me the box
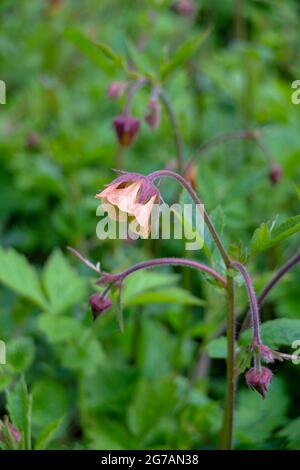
[245,366,273,399]
[113,115,140,147]
[96,172,160,237]
[107,81,128,99]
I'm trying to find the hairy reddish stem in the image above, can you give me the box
[114,257,227,287]
[148,169,231,268]
[241,250,300,332]
[231,261,261,344]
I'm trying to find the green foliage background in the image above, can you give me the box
[0,0,300,450]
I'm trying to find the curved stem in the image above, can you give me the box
[114,257,227,288]
[148,169,231,267]
[158,89,185,174]
[231,261,261,344]
[220,274,236,450]
[124,78,149,116]
[185,129,274,175]
[241,250,300,332]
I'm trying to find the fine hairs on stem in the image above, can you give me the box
[148,169,231,268]
[113,257,227,287]
[231,261,262,345]
[240,250,300,333]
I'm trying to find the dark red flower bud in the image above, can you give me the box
[113,115,140,147]
[107,81,128,99]
[245,366,273,399]
[88,294,112,319]
[269,164,282,184]
[26,132,40,149]
[145,99,161,130]
[172,0,195,16]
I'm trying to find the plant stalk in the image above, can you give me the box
[220,274,236,450]
[148,170,231,267]
[113,257,227,287]
[158,90,185,174]
[240,250,300,333]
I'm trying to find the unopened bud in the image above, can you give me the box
[113,115,140,147]
[245,366,273,399]
[172,0,195,16]
[269,164,282,184]
[89,294,112,319]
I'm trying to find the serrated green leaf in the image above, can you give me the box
[236,377,289,445]
[60,338,105,374]
[38,313,83,343]
[65,28,116,75]
[96,41,126,71]
[122,270,179,304]
[34,417,64,450]
[126,287,204,306]
[271,215,300,244]
[206,337,227,358]
[32,379,69,432]
[160,29,210,80]
[128,377,178,441]
[124,40,154,79]
[241,318,300,348]
[6,376,32,450]
[278,417,300,449]
[206,336,239,359]
[0,247,47,309]
[250,215,300,257]
[42,249,86,314]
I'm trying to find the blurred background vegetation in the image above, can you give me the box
[0,0,300,450]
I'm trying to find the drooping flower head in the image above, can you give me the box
[113,115,140,147]
[245,366,273,399]
[269,164,282,185]
[96,172,160,237]
[89,293,112,319]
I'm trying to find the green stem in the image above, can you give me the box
[220,274,236,450]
